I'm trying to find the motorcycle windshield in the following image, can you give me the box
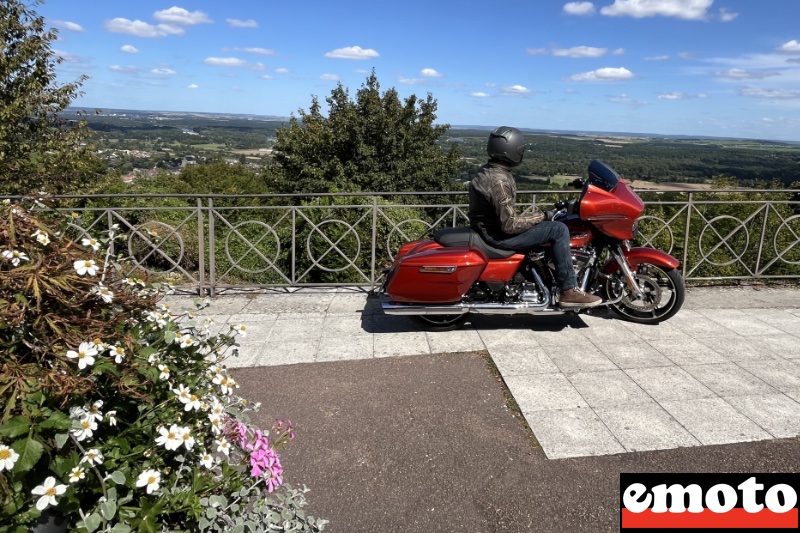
[587,159,620,192]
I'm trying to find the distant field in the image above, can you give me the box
[629,180,712,190]
[192,143,227,151]
[231,148,272,156]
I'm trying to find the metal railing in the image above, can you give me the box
[8,189,799,293]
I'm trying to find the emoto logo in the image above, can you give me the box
[620,474,800,530]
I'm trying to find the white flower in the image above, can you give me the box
[200,452,215,469]
[66,341,98,370]
[32,229,51,246]
[93,283,114,303]
[2,249,29,267]
[68,466,86,483]
[80,449,104,465]
[155,425,183,451]
[209,397,224,416]
[69,405,88,420]
[215,437,230,456]
[230,323,247,337]
[31,477,67,511]
[172,384,192,404]
[136,469,161,495]
[208,414,223,435]
[157,364,171,381]
[73,259,98,276]
[81,236,101,251]
[72,417,98,441]
[159,302,172,314]
[106,410,118,427]
[109,345,125,363]
[0,444,20,471]
[179,426,195,450]
[91,337,107,351]
[217,375,237,396]
[183,393,202,412]
[175,333,195,349]
[87,400,104,422]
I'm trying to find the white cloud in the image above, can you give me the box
[121,44,139,54]
[109,65,138,74]
[226,18,258,28]
[645,54,670,60]
[777,40,800,53]
[679,51,694,59]
[187,84,199,89]
[53,49,83,63]
[569,67,634,81]
[787,58,800,65]
[320,73,340,81]
[553,46,608,58]
[502,85,531,95]
[526,48,548,55]
[600,0,713,20]
[613,48,625,55]
[151,68,177,75]
[235,47,275,55]
[714,68,780,80]
[324,46,380,60]
[741,87,800,99]
[250,62,266,71]
[471,92,490,97]
[52,20,85,32]
[260,74,273,80]
[275,68,289,74]
[398,77,423,85]
[104,18,184,38]
[719,8,738,22]
[204,57,248,67]
[658,92,685,100]
[607,93,646,106]
[153,7,212,25]
[563,2,596,16]
[420,68,443,77]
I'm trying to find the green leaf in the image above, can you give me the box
[110,524,132,533]
[83,512,102,532]
[54,432,69,449]
[0,416,31,438]
[100,499,117,521]
[39,411,72,431]
[109,470,126,485]
[11,436,44,473]
[231,525,244,533]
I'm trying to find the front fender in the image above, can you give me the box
[601,247,680,275]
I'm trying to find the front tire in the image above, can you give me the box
[604,264,685,324]
[411,313,469,332]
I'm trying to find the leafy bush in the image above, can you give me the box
[0,198,326,532]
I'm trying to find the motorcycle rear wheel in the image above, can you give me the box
[411,313,469,332]
[605,264,685,324]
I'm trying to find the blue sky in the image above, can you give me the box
[39,0,800,141]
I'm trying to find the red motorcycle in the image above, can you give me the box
[380,159,685,330]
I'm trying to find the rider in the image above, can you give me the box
[467,126,602,308]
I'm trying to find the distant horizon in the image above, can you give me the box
[69,105,800,145]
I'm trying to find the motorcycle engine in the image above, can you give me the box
[572,247,597,290]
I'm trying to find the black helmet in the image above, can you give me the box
[487,126,525,167]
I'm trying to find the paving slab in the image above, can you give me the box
[173,285,800,460]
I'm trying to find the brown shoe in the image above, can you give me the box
[559,288,602,308]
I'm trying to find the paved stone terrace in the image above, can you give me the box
[164,286,800,460]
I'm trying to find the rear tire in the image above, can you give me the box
[411,313,469,332]
[604,265,685,324]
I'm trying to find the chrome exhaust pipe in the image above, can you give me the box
[381,299,553,316]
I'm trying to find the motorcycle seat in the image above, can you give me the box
[433,228,517,259]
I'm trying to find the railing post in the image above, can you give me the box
[755,202,770,276]
[106,210,115,263]
[291,207,296,285]
[682,192,692,279]
[208,198,215,297]
[196,197,205,296]
[370,196,378,290]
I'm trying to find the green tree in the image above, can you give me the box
[268,71,460,194]
[0,0,103,195]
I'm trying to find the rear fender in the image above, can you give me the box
[601,247,680,275]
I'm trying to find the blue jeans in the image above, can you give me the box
[492,222,576,291]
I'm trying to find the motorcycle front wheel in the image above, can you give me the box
[604,264,685,324]
[411,313,469,332]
